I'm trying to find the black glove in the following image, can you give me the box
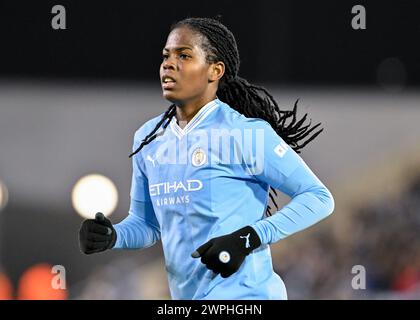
[191,226,261,278]
[79,212,117,254]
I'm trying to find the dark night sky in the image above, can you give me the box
[0,0,419,85]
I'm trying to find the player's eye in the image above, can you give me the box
[162,54,169,60]
[179,53,190,59]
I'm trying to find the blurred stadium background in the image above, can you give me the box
[0,0,419,299]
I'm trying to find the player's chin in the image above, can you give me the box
[162,89,182,103]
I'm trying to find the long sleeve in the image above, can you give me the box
[112,129,161,249]
[244,119,334,245]
[251,161,334,244]
[113,198,161,249]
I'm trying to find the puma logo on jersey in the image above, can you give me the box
[146,155,156,167]
[240,233,251,248]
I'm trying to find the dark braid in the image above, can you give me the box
[129,104,176,158]
[130,17,324,216]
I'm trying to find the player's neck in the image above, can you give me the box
[175,96,216,129]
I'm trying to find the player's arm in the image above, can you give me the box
[248,120,334,244]
[112,198,160,249]
[112,130,161,249]
[79,129,161,254]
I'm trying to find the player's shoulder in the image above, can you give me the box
[219,101,273,130]
[133,111,167,142]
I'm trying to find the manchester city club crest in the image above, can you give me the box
[191,147,206,167]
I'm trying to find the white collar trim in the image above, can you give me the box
[170,99,219,139]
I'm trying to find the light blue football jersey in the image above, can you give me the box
[113,98,334,300]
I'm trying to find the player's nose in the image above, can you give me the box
[162,58,176,71]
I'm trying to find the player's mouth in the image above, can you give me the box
[162,76,177,90]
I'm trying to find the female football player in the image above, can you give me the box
[79,17,334,300]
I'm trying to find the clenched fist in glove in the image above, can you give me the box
[191,226,261,278]
[79,212,117,254]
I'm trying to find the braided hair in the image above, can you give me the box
[130,17,324,216]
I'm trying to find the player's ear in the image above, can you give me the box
[208,61,225,83]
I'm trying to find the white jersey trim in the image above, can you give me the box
[170,99,219,139]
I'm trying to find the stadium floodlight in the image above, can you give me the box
[71,174,118,219]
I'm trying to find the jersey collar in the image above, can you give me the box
[170,99,220,139]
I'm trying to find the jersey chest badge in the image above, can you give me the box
[192,147,207,167]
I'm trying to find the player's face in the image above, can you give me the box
[160,27,213,104]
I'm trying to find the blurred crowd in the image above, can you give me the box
[275,172,420,299]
